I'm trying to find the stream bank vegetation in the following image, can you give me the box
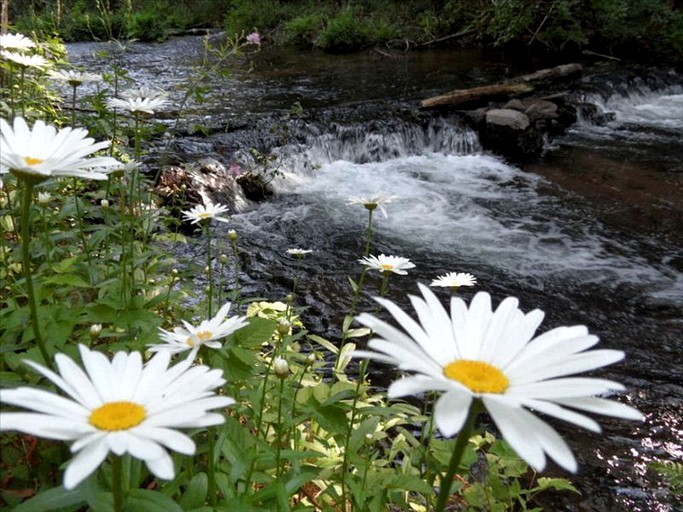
[6,0,683,64]
[0,30,668,512]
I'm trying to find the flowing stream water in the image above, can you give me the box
[67,36,682,511]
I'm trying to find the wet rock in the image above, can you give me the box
[155,157,253,223]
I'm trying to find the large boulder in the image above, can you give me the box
[478,108,545,160]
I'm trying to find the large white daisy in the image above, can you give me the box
[151,302,249,356]
[0,345,234,489]
[0,117,121,181]
[359,254,415,275]
[352,284,643,473]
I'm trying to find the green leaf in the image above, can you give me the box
[534,477,580,493]
[11,486,85,512]
[307,334,338,355]
[179,472,208,509]
[127,488,184,512]
[234,316,277,347]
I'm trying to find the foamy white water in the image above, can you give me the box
[239,125,682,303]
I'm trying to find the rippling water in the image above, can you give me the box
[67,37,683,511]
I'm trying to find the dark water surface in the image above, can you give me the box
[67,36,682,511]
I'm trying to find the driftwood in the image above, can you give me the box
[420,83,534,109]
[420,63,582,109]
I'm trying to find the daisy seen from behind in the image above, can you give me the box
[287,248,312,256]
[347,194,396,218]
[182,200,231,224]
[0,117,120,182]
[0,33,37,52]
[151,301,249,357]
[50,69,101,87]
[430,272,477,290]
[1,51,49,69]
[352,284,642,487]
[0,344,234,489]
[359,254,415,275]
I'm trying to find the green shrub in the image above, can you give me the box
[129,10,168,42]
[315,6,371,53]
[285,12,327,48]
[224,0,285,36]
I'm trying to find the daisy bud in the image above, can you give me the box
[90,324,102,339]
[101,199,110,208]
[277,319,291,337]
[273,357,289,378]
[306,352,317,366]
[364,433,374,445]
[228,229,238,241]
[220,254,229,265]
[37,192,51,204]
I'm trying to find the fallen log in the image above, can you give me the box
[420,82,534,109]
[420,63,582,109]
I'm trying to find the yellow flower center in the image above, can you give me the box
[187,330,213,346]
[198,212,212,219]
[24,156,44,166]
[89,401,146,431]
[380,263,394,271]
[443,360,509,394]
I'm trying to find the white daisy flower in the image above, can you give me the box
[182,201,230,224]
[151,301,249,357]
[0,117,121,182]
[50,69,101,87]
[107,96,168,115]
[359,254,415,275]
[352,284,643,473]
[121,85,167,101]
[0,33,37,52]
[347,194,396,218]
[286,248,313,256]
[0,50,49,69]
[430,272,477,289]
[0,345,234,489]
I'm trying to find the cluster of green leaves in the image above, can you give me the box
[0,31,583,512]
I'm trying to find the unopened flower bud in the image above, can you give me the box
[90,324,102,339]
[364,433,374,445]
[228,229,238,241]
[277,319,291,336]
[101,199,110,208]
[273,357,289,378]
[37,192,51,204]
[220,254,229,265]
[306,352,316,366]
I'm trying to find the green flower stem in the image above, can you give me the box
[434,401,482,512]
[363,208,374,257]
[70,84,78,126]
[340,357,370,508]
[275,376,286,478]
[204,222,213,317]
[207,429,218,507]
[230,234,241,310]
[72,179,94,284]
[20,180,50,367]
[111,455,124,512]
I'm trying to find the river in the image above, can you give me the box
[66,35,682,511]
